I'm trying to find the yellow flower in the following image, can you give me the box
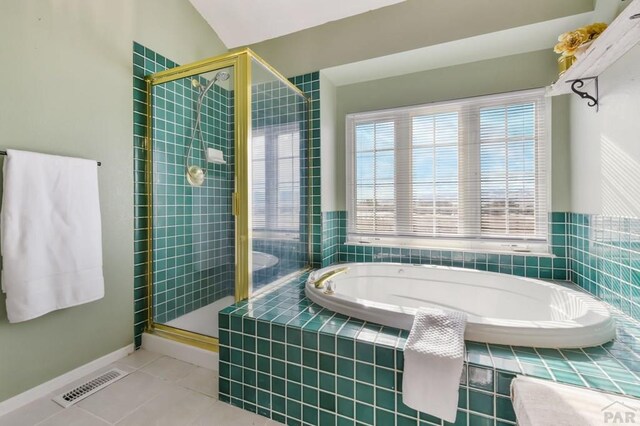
[583,22,608,40]
[554,29,589,56]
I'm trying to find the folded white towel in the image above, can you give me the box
[402,307,467,423]
[512,376,640,426]
[1,149,104,322]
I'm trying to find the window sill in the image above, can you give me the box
[343,240,555,258]
[252,230,301,241]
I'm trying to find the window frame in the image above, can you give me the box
[345,88,551,254]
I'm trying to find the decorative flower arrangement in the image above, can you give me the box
[554,22,608,57]
[554,22,607,75]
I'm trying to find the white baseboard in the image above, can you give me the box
[0,344,134,417]
[142,333,218,370]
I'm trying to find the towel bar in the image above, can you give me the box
[0,150,102,166]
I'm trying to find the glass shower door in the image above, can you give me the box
[150,66,235,339]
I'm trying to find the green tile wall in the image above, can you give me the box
[569,213,640,322]
[219,273,640,426]
[289,73,321,267]
[132,42,154,346]
[133,56,320,346]
[133,42,235,344]
[253,239,309,291]
[322,211,346,267]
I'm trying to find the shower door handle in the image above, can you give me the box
[232,192,239,216]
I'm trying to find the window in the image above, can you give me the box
[252,123,301,233]
[346,89,550,252]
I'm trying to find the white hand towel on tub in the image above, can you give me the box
[1,149,104,322]
[402,307,467,423]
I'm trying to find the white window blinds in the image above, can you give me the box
[346,88,550,251]
[252,124,301,232]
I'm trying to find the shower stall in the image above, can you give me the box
[143,49,310,350]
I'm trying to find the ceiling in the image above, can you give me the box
[321,0,624,86]
[322,12,594,86]
[188,0,623,86]
[188,0,407,48]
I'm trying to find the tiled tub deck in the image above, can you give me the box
[219,273,640,426]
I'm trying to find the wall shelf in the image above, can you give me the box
[547,0,640,106]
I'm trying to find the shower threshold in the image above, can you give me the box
[165,295,235,338]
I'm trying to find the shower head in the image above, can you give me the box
[214,71,230,82]
[190,71,230,97]
[193,70,231,97]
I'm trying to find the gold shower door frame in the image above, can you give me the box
[143,48,310,352]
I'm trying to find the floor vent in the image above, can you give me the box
[52,368,129,408]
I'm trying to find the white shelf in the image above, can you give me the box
[547,0,640,96]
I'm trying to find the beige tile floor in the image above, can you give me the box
[0,350,282,426]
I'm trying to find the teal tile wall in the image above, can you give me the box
[569,213,640,322]
[133,42,156,346]
[322,211,346,267]
[253,239,309,291]
[133,56,319,345]
[323,211,568,281]
[133,42,235,344]
[219,273,640,426]
[289,73,321,267]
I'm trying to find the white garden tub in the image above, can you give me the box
[252,251,279,272]
[305,263,616,348]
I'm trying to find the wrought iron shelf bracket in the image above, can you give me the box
[566,77,599,111]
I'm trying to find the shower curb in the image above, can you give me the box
[142,332,218,370]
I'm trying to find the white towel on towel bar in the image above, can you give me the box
[402,307,467,423]
[1,149,104,322]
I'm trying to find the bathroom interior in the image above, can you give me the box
[1,0,640,425]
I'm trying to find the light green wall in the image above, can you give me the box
[320,72,339,211]
[0,0,226,402]
[570,44,640,216]
[552,93,572,213]
[248,0,592,77]
[326,49,571,212]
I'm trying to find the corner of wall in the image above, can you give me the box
[551,94,572,212]
[319,72,340,213]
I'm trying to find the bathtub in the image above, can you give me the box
[305,263,616,348]
[252,251,279,272]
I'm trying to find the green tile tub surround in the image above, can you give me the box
[325,211,569,281]
[133,42,235,345]
[219,273,640,426]
[569,213,640,322]
[322,210,640,323]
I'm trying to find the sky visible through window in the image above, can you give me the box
[353,101,538,237]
